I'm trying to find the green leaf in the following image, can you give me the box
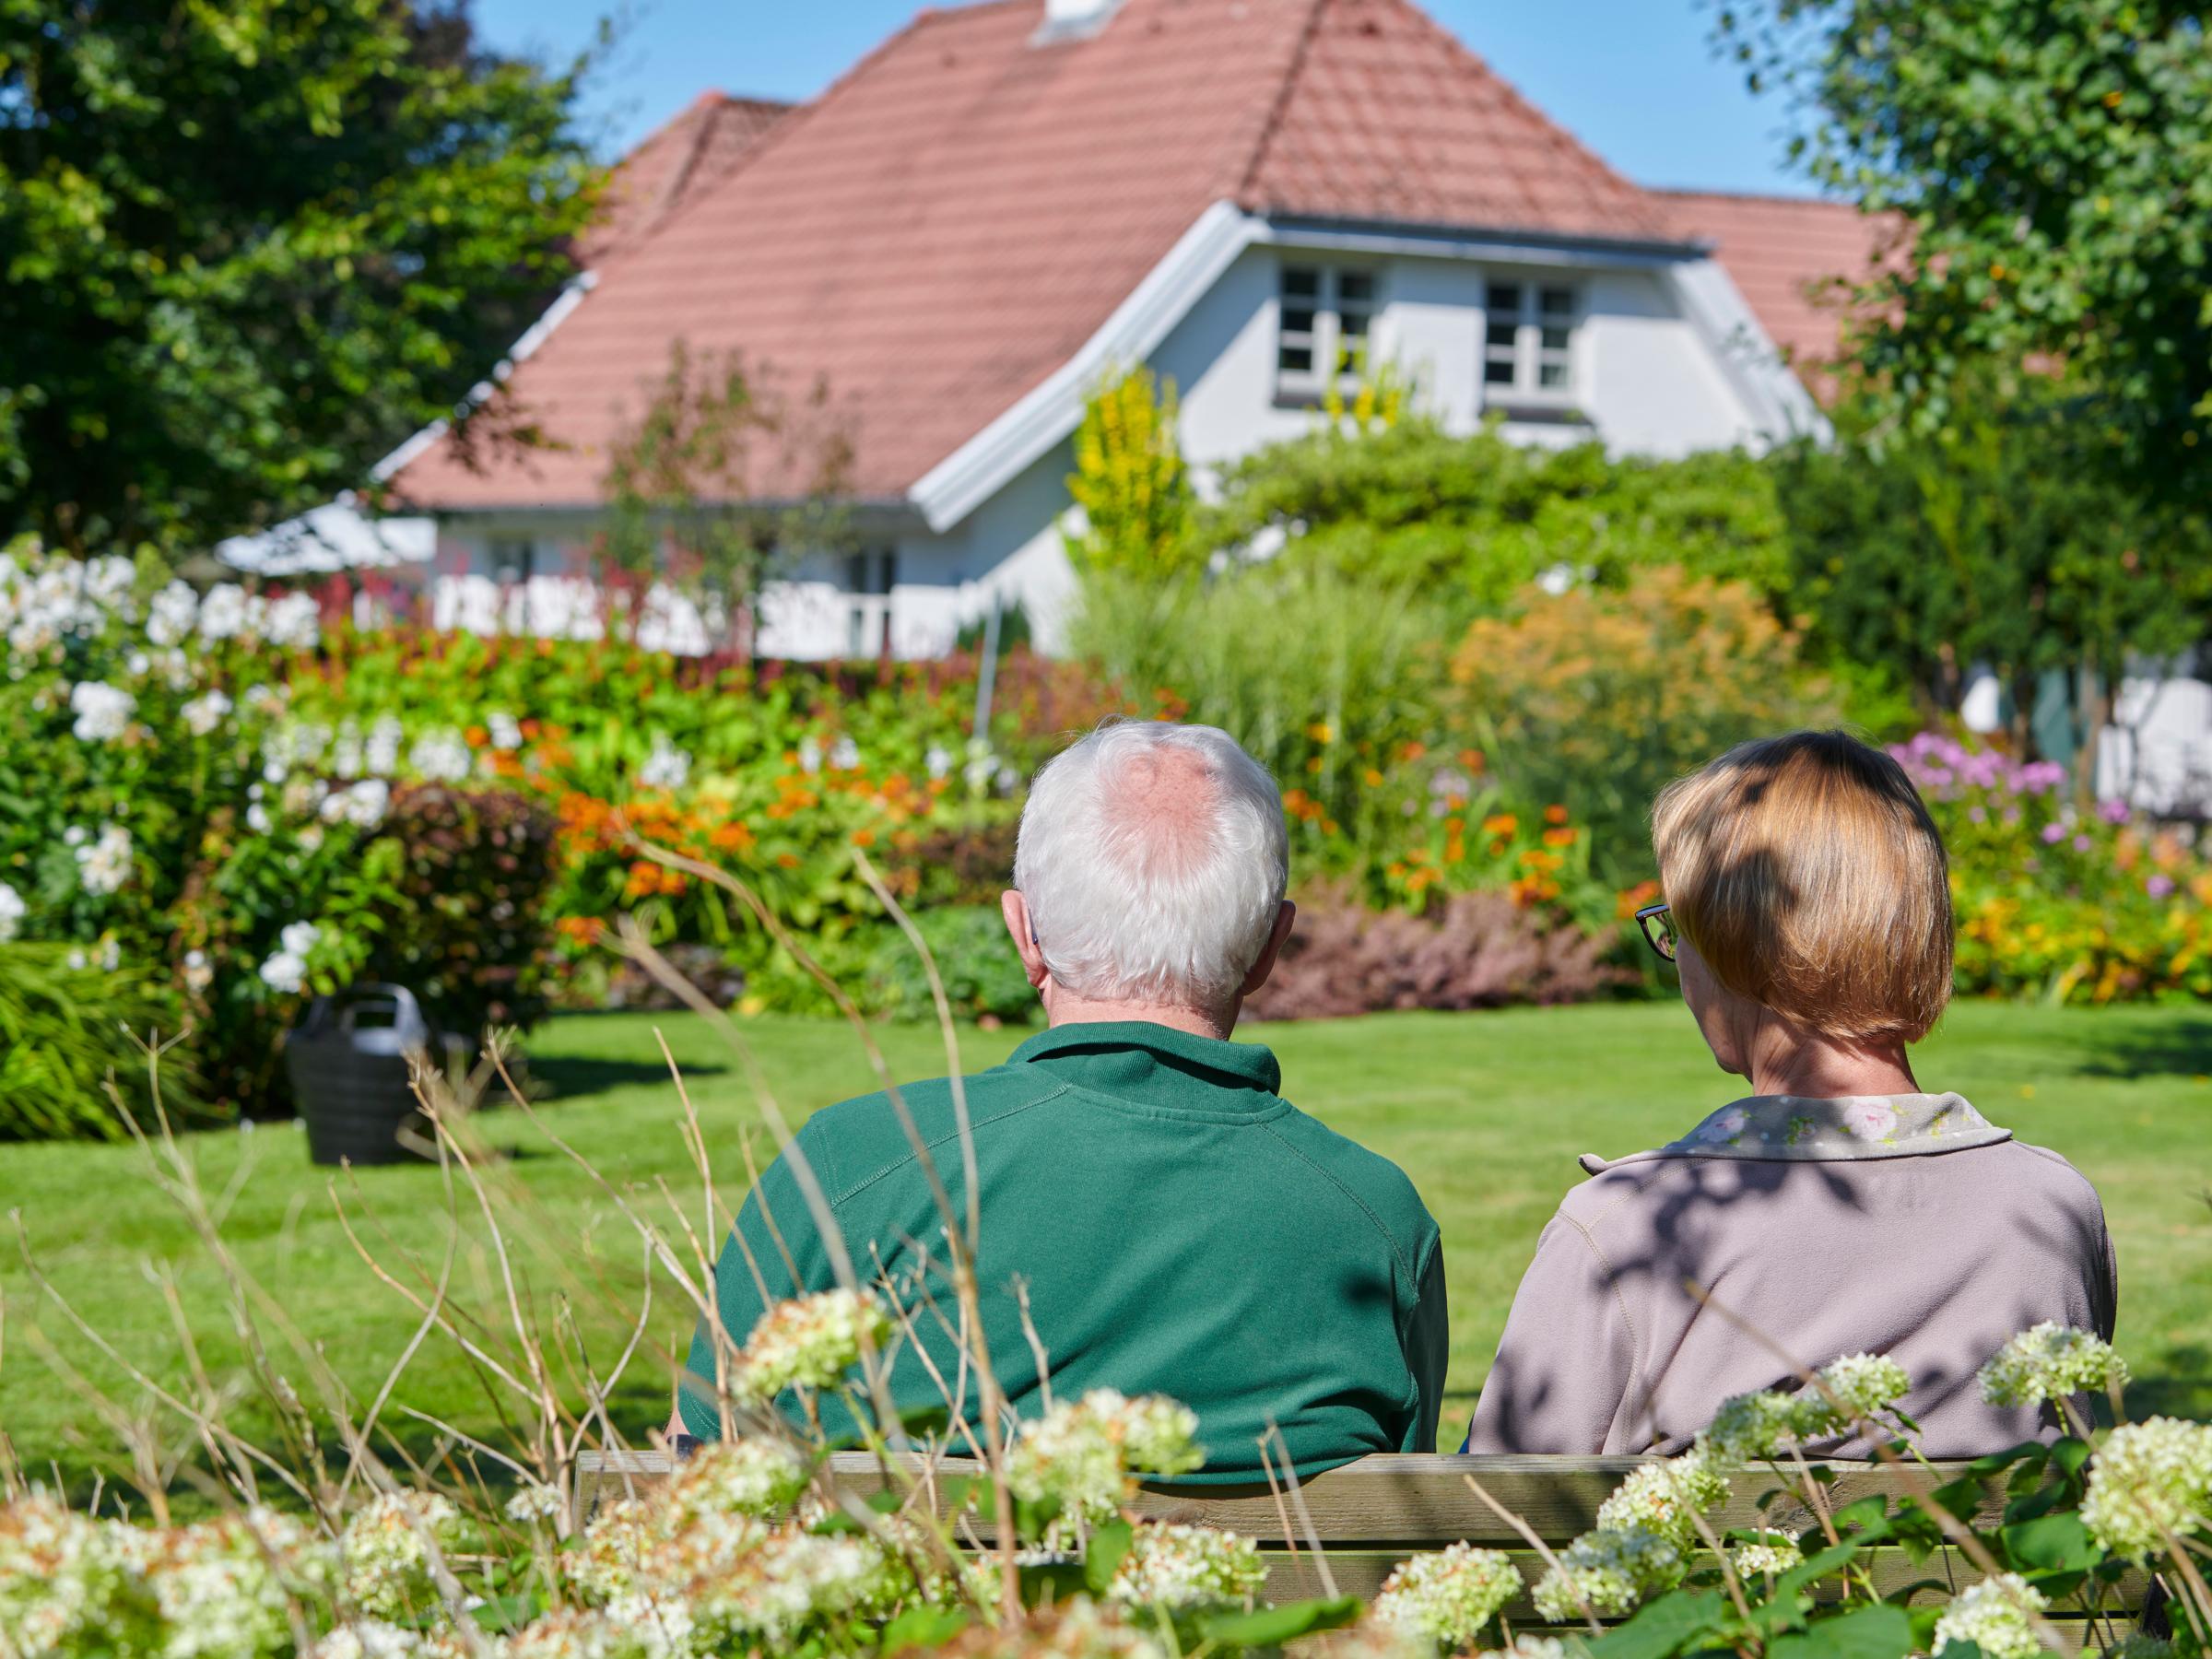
[2003,1512,2097,1574]
[1770,1603,1914,1659]
[880,1607,971,1655]
[1084,1519,1134,1597]
[1197,1597,1364,1648]
[1588,1590,1728,1659]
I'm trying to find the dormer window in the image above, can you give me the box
[1483,279,1581,406]
[1277,265,1378,401]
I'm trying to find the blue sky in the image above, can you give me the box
[473,0,1820,198]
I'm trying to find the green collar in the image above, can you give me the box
[1007,1021,1287,1122]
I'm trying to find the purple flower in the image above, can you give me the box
[2073,834,2093,853]
[2098,797,2132,825]
[2147,875,2176,899]
[2041,823,2067,845]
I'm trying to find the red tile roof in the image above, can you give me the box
[1661,188,1905,385]
[394,0,1697,513]
[577,93,793,268]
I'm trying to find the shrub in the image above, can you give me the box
[1245,883,1624,1021]
[0,945,194,1140]
[1447,568,1841,879]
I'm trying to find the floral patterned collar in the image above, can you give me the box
[1583,1093,2011,1171]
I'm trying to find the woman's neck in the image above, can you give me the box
[1742,1021,1921,1100]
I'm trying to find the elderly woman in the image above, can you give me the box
[1464,730,2115,1456]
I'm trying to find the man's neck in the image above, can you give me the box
[1041,989,1240,1042]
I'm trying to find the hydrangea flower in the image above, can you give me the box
[1816,1352,1912,1422]
[1532,1525,1683,1620]
[338,1491,465,1621]
[0,881,23,944]
[69,681,135,742]
[1371,1540,1520,1646]
[1004,1390,1204,1525]
[1932,1571,2047,1659]
[637,736,692,792]
[1107,1524,1266,1610]
[1594,1447,1728,1548]
[1979,1324,2131,1410]
[181,690,232,736]
[2079,1418,2212,1560]
[76,824,134,896]
[1729,1531,1803,1579]
[733,1288,894,1402]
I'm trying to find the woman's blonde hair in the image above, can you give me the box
[1651,730,1953,1043]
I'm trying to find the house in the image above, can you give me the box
[385,0,1885,660]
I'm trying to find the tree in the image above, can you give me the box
[1715,0,2212,497]
[0,0,600,552]
[598,342,856,656]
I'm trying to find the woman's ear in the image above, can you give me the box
[1001,889,1051,991]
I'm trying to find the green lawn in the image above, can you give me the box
[3,1001,2206,1488]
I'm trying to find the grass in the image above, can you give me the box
[2,1000,2206,1488]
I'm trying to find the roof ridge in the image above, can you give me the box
[1232,0,1333,206]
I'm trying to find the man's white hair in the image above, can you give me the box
[1014,720,1288,1007]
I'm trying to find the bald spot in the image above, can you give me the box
[1096,747,1221,882]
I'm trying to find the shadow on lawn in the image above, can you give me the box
[530,1054,729,1101]
[2063,1018,2212,1080]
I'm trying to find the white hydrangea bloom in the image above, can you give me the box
[197,584,253,642]
[1004,1389,1204,1526]
[1932,1571,2047,1659]
[1532,1525,1683,1621]
[1980,1324,2132,1410]
[1814,1352,1912,1424]
[338,1491,464,1621]
[76,823,134,895]
[637,736,691,792]
[146,582,199,647]
[181,690,232,736]
[0,881,23,944]
[1370,1540,1519,1646]
[365,716,404,778]
[408,729,472,783]
[69,680,135,742]
[1729,1531,1803,1579]
[731,1288,894,1403]
[322,780,391,830]
[1594,1447,1729,1548]
[263,591,321,650]
[1107,1524,1266,1610]
[2080,1417,2212,1560]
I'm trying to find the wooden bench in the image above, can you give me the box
[577,1451,2149,1645]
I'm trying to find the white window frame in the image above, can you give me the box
[1480,276,1583,409]
[1275,262,1381,402]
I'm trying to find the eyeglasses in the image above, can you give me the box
[1635,900,1677,963]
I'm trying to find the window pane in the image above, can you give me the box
[1338,272,1374,303]
[1486,282,1522,314]
[1278,343,1313,373]
[1484,359,1517,385]
[1281,305,1317,335]
[1486,320,1518,349]
[1538,359,1570,389]
[1541,324,1571,351]
[1540,286,1574,316]
[1283,267,1320,298]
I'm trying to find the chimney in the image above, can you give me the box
[1034,0,1124,43]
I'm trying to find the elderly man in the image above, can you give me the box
[674,720,1447,1480]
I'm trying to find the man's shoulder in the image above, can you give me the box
[1265,1102,1441,1257]
[797,1058,1059,1206]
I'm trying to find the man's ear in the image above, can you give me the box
[1001,889,1051,991]
[1239,900,1298,996]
